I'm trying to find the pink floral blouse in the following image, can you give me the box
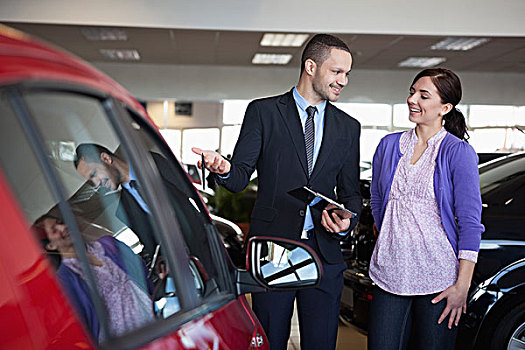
[369,128,477,295]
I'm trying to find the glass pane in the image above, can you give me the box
[221,125,241,158]
[393,104,413,128]
[119,109,229,310]
[361,129,389,164]
[469,105,518,127]
[22,91,181,344]
[223,100,250,124]
[159,129,181,160]
[181,128,220,164]
[518,107,525,126]
[479,155,525,240]
[469,129,510,153]
[0,95,55,223]
[334,103,391,127]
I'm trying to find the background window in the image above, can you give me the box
[469,105,518,128]
[181,128,220,164]
[222,100,249,125]
[335,103,391,127]
[159,129,182,159]
[221,125,242,158]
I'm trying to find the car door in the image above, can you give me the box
[0,83,259,349]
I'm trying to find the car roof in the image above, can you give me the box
[478,151,525,173]
[0,25,147,119]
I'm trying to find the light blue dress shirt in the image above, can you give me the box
[292,87,326,232]
[121,166,150,214]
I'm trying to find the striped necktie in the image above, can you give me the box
[305,106,317,176]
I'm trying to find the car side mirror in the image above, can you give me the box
[246,237,323,290]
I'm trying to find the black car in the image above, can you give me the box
[340,152,525,350]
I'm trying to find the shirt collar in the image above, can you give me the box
[122,165,137,189]
[411,127,447,145]
[292,87,327,115]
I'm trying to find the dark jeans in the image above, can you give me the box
[368,286,458,350]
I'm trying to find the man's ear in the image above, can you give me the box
[304,58,317,76]
[100,152,113,165]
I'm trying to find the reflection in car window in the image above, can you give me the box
[120,108,230,299]
[0,89,216,345]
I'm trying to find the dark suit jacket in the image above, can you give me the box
[115,152,211,264]
[216,89,362,264]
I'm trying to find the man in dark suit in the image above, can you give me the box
[193,34,361,349]
[74,143,217,278]
[74,143,158,260]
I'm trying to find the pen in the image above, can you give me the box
[201,153,206,190]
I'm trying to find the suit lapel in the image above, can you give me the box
[277,91,309,176]
[310,103,339,182]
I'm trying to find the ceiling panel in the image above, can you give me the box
[4,22,525,73]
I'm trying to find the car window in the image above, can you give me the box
[120,106,233,294]
[0,88,222,346]
[479,154,525,240]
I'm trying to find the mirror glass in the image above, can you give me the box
[251,239,319,288]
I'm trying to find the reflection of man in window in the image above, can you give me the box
[32,215,153,343]
[74,144,156,259]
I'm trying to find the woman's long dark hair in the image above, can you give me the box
[412,68,469,141]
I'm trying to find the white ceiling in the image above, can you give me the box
[1,0,524,104]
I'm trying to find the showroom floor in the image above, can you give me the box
[287,303,367,349]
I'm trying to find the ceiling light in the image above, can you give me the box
[99,49,141,61]
[431,37,490,51]
[260,33,309,47]
[398,57,446,68]
[80,27,128,41]
[252,53,293,65]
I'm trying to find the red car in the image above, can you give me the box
[0,25,322,349]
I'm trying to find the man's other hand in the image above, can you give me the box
[191,147,231,175]
[321,203,351,234]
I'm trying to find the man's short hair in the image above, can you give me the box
[74,143,116,169]
[300,34,351,74]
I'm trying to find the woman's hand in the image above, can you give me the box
[431,282,469,329]
[431,259,475,329]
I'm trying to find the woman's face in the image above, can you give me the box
[407,76,451,127]
[42,217,74,252]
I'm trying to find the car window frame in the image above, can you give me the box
[123,106,238,295]
[2,81,238,349]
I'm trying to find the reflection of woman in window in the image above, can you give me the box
[33,215,153,343]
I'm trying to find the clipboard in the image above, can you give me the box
[302,186,356,219]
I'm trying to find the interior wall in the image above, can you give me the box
[95,62,525,106]
[147,101,223,129]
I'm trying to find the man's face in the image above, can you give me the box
[42,217,73,252]
[311,48,352,102]
[76,154,121,191]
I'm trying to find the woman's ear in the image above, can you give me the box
[46,242,57,251]
[441,103,453,116]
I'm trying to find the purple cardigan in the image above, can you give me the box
[371,131,484,255]
[57,236,152,342]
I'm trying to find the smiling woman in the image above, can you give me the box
[367,68,484,350]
